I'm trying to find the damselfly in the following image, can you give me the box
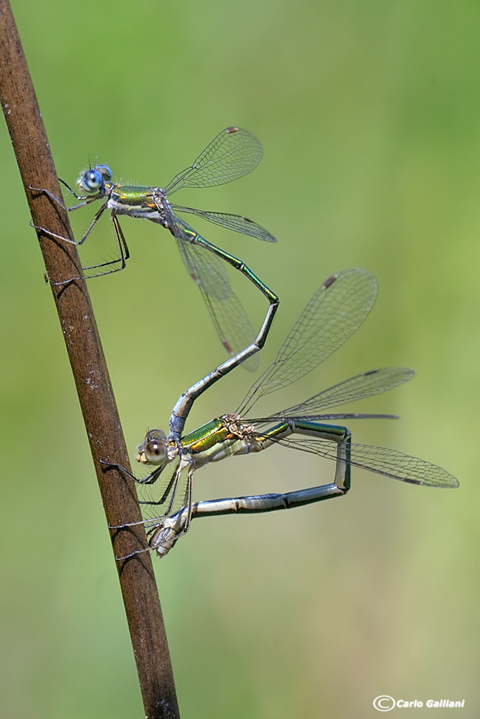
[107,269,458,559]
[32,127,278,369]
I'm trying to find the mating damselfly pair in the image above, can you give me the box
[106,268,458,560]
[32,128,458,561]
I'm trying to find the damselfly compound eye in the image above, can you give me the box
[96,164,112,181]
[143,429,168,466]
[78,168,104,194]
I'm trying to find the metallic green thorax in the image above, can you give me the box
[181,419,230,454]
[110,185,157,209]
[178,416,261,466]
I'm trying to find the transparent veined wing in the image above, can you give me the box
[272,435,459,488]
[171,204,276,242]
[164,127,263,195]
[268,367,415,419]
[175,238,259,371]
[239,269,378,414]
[171,214,231,301]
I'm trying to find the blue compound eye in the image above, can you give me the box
[78,168,104,194]
[96,164,112,181]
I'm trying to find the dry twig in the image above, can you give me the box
[0,2,180,717]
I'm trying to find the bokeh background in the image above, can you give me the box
[1,1,479,717]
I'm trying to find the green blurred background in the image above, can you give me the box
[1,0,479,717]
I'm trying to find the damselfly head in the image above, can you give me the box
[136,428,168,466]
[77,164,112,194]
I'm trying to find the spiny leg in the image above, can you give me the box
[148,467,195,557]
[99,457,164,486]
[112,466,194,561]
[138,469,179,507]
[108,463,186,530]
[30,186,105,245]
[32,183,130,282]
[56,213,131,283]
[113,534,154,562]
[30,180,93,211]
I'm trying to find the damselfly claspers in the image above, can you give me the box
[32,127,278,370]
[106,269,458,559]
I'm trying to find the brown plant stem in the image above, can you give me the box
[0,3,180,717]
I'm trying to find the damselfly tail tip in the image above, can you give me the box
[150,518,182,558]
